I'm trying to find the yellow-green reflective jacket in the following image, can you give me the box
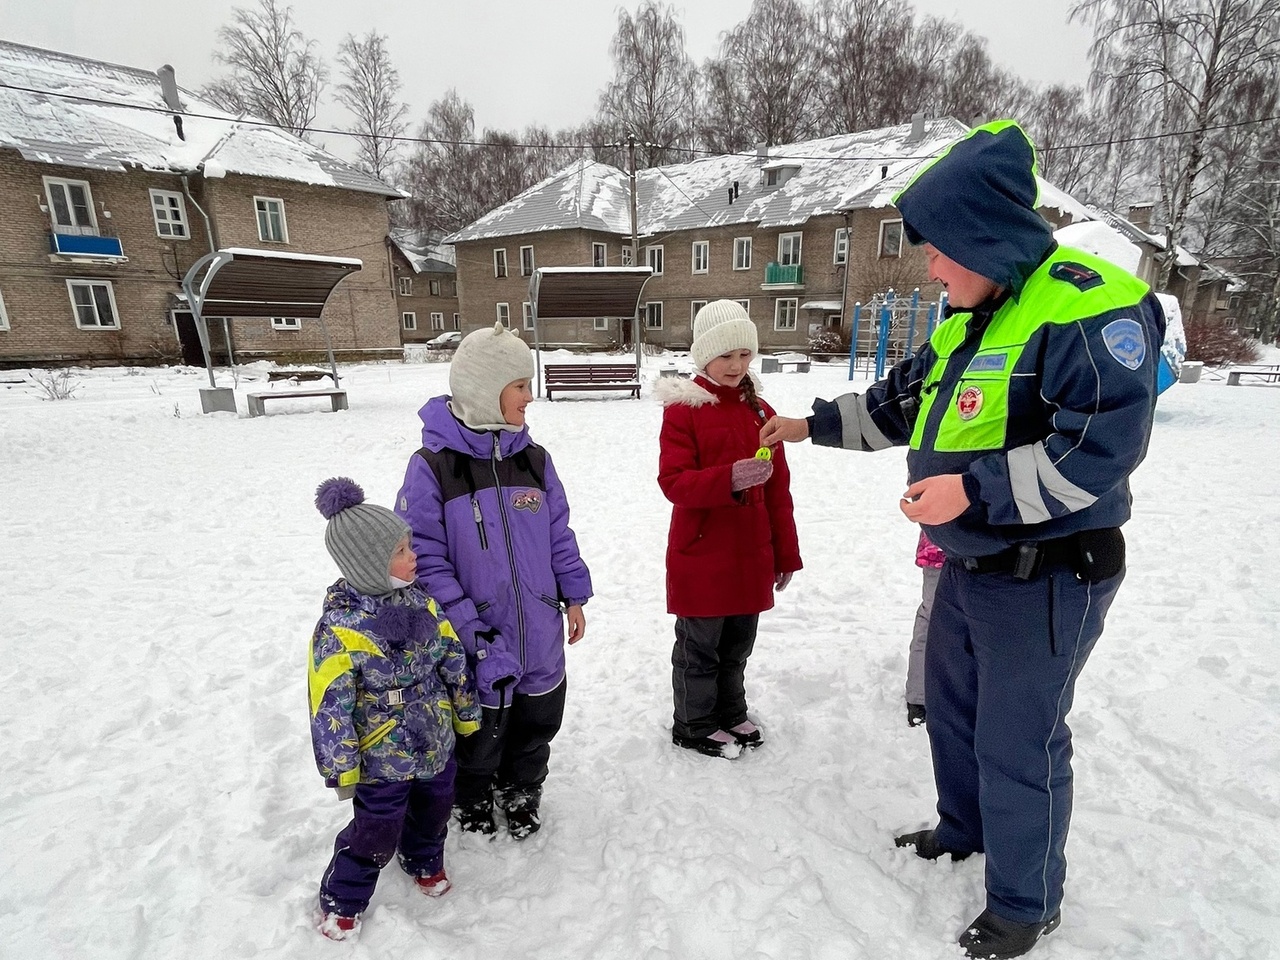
[811,245,1164,558]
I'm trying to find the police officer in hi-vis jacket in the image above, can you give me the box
[760,120,1164,959]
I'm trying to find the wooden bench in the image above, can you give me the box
[246,388,348,417]
[544,364,641,400]
[759,356,811,374]
[1226,365,1280,386]
[266,368,340,385]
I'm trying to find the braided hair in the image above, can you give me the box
[740,373,766,423]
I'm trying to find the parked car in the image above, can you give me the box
[425,331,463,351]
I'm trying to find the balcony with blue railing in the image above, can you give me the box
[48,226,126,261]
[762,261,804,289]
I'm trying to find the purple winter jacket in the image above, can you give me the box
[395,396,593,707]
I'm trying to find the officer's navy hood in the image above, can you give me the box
[893,121,1053,299]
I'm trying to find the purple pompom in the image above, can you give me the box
[315,477,365,519]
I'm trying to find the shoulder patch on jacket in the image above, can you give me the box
[1049,261,1105,291]
[1102,318,1147,370]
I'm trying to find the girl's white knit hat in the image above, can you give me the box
[691,300,758,370]
[448,321,535,431]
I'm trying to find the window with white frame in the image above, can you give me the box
[733,237,752,270]
[44,177,98,234]
[496,302,510,326]
[690,300,708,323]
[254,197,287,242]
[270,317,301,330]
[430,312,444,331]
[522,301,534,330]
[593,317,609,331]
[774,298,798,331]
[692,240,709,274]
[402,311,417,331]
[0,288,9,331]
[833,227,849,265]
[520,245,535,277]
[149,189,189,239]
[645,301,663,330]
[778,232,802,266]
[621,246,634,267]
[398,276,413,296]
[736,299,750,313]
[879,219,904,258]
[592,242,607,268]
[452,313,461,330]
[66,279,119,328]
[493,248,508,278]
[646,245,664,276]
[429,279,441,297]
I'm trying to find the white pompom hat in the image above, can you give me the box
[691,299,758,371]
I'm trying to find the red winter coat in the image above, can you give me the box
[657,375,803,617]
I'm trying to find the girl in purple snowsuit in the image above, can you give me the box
[396,322,592,840]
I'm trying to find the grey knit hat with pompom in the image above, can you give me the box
[315,477,410,596]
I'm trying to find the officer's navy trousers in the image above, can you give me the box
[926,558,1123,924]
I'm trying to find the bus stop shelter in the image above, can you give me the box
[527,266,654,397]
[180,247,363,413]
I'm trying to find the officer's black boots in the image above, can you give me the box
[958,908,1061,959]
[894,828,973,861]
[906,702,927,727]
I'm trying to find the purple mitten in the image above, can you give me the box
[730,457,774,491]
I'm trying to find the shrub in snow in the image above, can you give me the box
[1184,316,1261,366]
[31,369,82,401]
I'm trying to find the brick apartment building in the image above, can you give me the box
[448,118,1095,354]
[388,233,461,343]
[0,41,403,369]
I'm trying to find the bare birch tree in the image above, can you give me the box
[335,31,408,182]
[598,1,699,168]
[1072,0,1280,287]
[1026,85,1099,196]
[403,91,482,236]
[703,0,822,148]
[203,0,328,140]
[813,0,927,133]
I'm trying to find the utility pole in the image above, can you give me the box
[628,131,641,371]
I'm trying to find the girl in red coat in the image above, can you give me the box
[656,300,803,759]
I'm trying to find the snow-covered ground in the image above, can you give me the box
[3,349,1278,960]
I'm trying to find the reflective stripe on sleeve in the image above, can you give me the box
[837,393,893,451]
[1009,443,1100,524]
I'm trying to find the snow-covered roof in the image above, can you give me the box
[1095,208,1200,268]
[389,232,457,273]
[1054,221,1143,276]
[0,40,400,197]
[448,118,976,244]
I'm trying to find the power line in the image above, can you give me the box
[3,80,1278,160]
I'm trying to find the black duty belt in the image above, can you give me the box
[954,528,1125,583]
[956,535,1081,580]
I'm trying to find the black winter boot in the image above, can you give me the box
[906,703,927,727]
[958,908,1060,959]
[894,828,973,861]
[497,786,542,840]
[455,798,496,835]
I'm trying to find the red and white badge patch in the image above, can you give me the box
[956,385,983,421]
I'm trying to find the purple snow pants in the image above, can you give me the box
[318,757,456,917]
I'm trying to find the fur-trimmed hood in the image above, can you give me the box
[653,372,763,408]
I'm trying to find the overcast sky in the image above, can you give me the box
[2,0,1093,143]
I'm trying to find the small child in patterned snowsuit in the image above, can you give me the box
[308,477,480,942]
